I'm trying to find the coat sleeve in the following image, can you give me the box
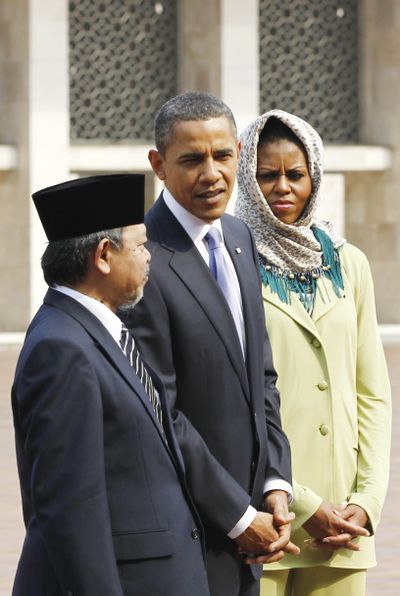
[262,323,292,485]
[290,480,323,530]
[345,249,392,533]
[123,275,252,534]
[12,337,124,595]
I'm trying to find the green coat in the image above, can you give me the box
[263,243,391,569]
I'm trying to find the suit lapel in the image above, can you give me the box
[263,276,342,338]
[44,289,172,450]
[263,287,320,338]
[311,276,342,323]
[149,198,251,402]
[223,220,262,359]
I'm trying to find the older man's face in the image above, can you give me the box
[109,224,150,311]
[149,116,240,224]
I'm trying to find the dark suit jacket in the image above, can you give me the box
[12,288,210,596]
[123,195,292,596]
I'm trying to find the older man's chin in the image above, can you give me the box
[119,289,144,313]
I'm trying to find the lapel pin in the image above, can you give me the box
[235,247,242,254]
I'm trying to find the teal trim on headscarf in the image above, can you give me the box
[259,226,344,313]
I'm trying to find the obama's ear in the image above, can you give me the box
[148,149,166,181]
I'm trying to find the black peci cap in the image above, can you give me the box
[32,174,145,241]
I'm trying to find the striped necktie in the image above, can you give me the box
[120,324,164,431]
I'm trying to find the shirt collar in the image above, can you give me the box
[53,285,123,345]
[162,188,224,244]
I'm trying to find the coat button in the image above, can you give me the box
[312,338,321,348]
[317,381,328,391]
[251,461,256,473]
[191,528,200,540]
[319,424,329,436]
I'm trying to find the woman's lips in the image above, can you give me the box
[271,201,294,211]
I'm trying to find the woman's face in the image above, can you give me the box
[256,138,312,224]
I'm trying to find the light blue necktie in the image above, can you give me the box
[204,227,245,357]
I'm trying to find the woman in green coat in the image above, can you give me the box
[235,110,391,596]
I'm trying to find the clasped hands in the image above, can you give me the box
[303,501,370,551]
[235,490,300,564]
[234,493,370,564]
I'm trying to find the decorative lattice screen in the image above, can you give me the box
[69,0,177,142]
[259,0,359,143]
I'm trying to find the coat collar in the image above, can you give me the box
[262,276,342,339]
[147,196,251,402]
[43,288,175,451]
[312,277,343,322]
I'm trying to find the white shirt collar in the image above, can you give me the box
[53,285,122,345]
[162,188,224,245]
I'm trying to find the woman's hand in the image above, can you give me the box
[303,501,370,551]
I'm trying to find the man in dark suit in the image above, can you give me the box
[11,174,211,596]
[122,93,299,596]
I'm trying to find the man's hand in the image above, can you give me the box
[235,509,300,565]
[303,501,370,551]
[264,489,294,526]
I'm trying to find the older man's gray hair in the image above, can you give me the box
[41,228,123,288]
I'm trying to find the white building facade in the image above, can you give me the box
[0,0,398,330]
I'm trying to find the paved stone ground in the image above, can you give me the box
[0,343,399,595]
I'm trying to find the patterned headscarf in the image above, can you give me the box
[235,109,345,273]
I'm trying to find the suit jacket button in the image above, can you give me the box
[319,424,329,436]
[317,380,328,391]
[191,528,200,540]
[312,338,321,348]
[251,461,256,473]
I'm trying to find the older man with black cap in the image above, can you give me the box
[11,174,210,596]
